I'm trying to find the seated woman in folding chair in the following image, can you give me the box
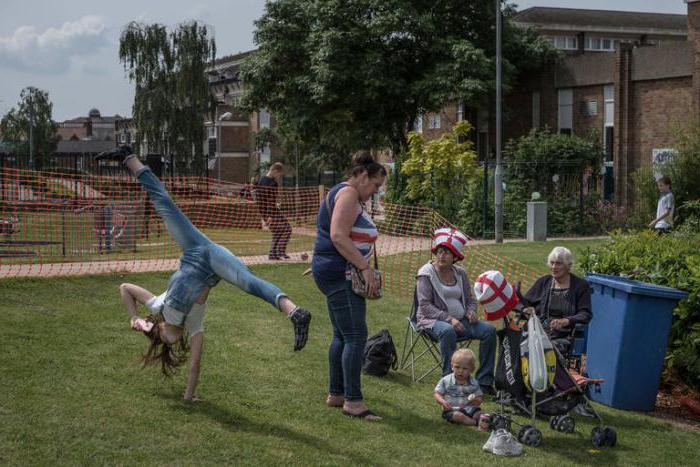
[415,228,497,395]
[96,146,312,382]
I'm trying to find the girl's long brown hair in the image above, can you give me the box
[141,314,189,376]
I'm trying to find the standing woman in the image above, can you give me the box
[312,152,387,421]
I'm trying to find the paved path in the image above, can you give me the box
[0,235,608,279]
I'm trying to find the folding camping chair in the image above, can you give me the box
[399,288,472,382]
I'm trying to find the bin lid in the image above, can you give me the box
[585,273,689,300]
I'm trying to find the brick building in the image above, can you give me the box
[57,108,134,144]
[499,3,695,208]
[414,3,696,208]
[206,51,278,183]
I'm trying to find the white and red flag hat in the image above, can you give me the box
[431,228,468,260]
[473,270,519,321]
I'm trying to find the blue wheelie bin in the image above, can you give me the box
[585,273,689,411]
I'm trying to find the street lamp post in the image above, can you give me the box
[494,0,504,243]
[28,95,35,169]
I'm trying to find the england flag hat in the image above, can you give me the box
[431,228,468,260]
[473,270,519,321]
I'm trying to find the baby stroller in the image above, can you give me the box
[488,284,617,448]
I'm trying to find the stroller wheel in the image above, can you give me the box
[556,415,576,433]
[491,414,511,431]
[603,427,617,447]
[519,425,543,447]
[591,427,606,447]
[549,415,561,430]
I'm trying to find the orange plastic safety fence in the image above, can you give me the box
[374,203,539,299]
[1,168,538,302]
[0,167,321,277]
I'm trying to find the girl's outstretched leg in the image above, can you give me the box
[208,243,311,350]
[100,148,209,251]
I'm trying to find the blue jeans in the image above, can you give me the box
[136,167,287,324]
[313,275,367,401]
[427,319,497,385]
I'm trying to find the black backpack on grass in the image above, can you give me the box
[362,329,398,377]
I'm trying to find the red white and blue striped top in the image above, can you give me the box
[312,182,378,280]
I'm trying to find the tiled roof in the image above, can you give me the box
[62,115,125,124]
[513,7,686,32]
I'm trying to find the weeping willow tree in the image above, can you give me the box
[119,21,216,174]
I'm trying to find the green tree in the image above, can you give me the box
[0,87,58,169]
[240,0,557,171]
[401,120,479,220]
[119,21,216,174]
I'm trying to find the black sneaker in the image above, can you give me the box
[290,307,311,351]
[95,145,133,163]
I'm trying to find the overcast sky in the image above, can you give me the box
[0,0,688,121]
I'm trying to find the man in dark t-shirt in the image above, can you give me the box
[256,162,292,260]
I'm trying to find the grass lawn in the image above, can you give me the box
[2,239,699,465]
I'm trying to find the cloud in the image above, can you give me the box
[0,15,110,73]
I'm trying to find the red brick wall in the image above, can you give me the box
[219,156,250,183]
[573,85,605,137]
[629,77,693,173]
[220,126,251,152]
[422,103,460,141]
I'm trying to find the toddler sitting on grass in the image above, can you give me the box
[434,349,483,426]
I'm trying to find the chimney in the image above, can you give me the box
[688,0,700,117]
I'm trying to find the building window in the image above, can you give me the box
[207,126,216,139]
[581,99,598,117]
[549,36,578,50]
[532,92,540,130]
[558,89,573,134]
[604,85,614,125]
[604,84,615,162]
[428,114,441,129]
[585,37,618,52]
[413,114,423,133]
[259,109,271,129]
[261,143,271,164]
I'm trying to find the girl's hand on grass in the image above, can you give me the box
[131,317,153,333]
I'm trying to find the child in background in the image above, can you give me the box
[434,348,483,426]
[648,175,674,233]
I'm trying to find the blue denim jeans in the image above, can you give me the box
[427,319,497,385]
[136,167,287,324]
[313,275,367,401]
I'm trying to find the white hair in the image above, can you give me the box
[548,246,573,268]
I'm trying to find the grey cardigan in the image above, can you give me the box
[415,262,478,330]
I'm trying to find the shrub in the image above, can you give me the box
[400,121,479,222]
[580,231,700,390]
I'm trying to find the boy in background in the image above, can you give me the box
[649,176,674,233]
